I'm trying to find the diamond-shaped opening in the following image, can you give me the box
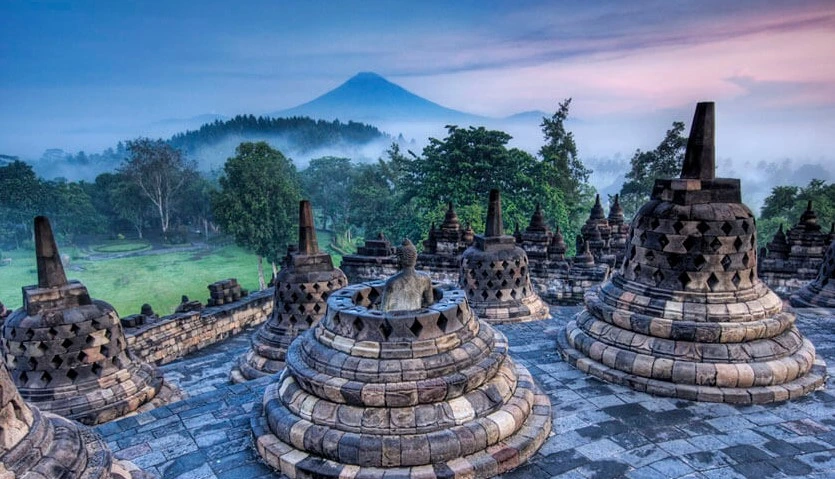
[289,316,298,325]
[313,282,321,291]
[742,253,750,268]
[299,284,307,292]
[501,260,509,269]
[25,329,35,340]
[697,222,710,234]
[721,255,732,271]
[749,269,756,283]
[486,280,494,288]
[352,317,364,332]
[658,235,669,249]
[101,345,110,357]
[639,231,648,244]
[694,255,706,270]
[91,363,103,376]
[37,342,48,352]
[313,303,322,313]
[48,327,58,338]
[496,290,503,299]
[652,269,664,286]
[742,221,750,232]
[673,221,684,233]
[731,272,741,288]
[633,264,642,276]
[437,314,449,332]
[380,321,393,340]
[70,324,80,334]
[510,289,518,299]
[721,222,733,235]
[77,351,87,362]
[27,357,38,369]
[645,250,655,262]
[409,319,423,337]
[19,371,29,383]
[290,292,299,302]
[709,237,723,252]
[305,317,314,326]
[734,237,744,251]
[104,329,112,340]
[683,236,699,252]
[667,254,681,268]
[707,273,720,291]
[41,371,52,384]
[679,272,691,289]
[50,355,63,369]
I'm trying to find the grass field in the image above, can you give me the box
[0,245,262,317]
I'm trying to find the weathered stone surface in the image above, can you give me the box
[416,202,475,285]
[253,278,551,478]
[231,200,348,382]
[380,239,434,312]
[0,345,154,478]
[1,216,166,425]
[760,202,831,297]
[791,235,835,308]
[460,190,551,323]
[557,102,826,404]
[341,233,399,283]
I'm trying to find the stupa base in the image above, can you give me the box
[790,285,835,309]
[557,321,827,404]
[230,351,285,384]
[251,379,551,479]
[469,294,551,324]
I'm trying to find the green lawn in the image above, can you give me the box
[0,245,262,317]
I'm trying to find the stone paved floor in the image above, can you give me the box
[95,307,835,479]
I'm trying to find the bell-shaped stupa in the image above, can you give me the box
[557,103,826,403]
[0,361,153,478]
[341,232,399,283]
[791,238,835,308]
[231,200,348,382]
[459,190,550,323]
[252,239,552,478]
[417,202,475,284]
[1,216,163,424]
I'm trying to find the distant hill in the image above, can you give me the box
[273,72,485,123]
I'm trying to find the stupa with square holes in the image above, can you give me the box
[231,200,348,382]
[1,216,165,425]
[251,238,552,478]
[417,202,475,284]
[557,102,826,404]
[459,190,550,323]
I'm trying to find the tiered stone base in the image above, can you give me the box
[791,284,835,309]
[252,360,551,479]
[467,293,551,324]
[20,360,163,425]
[529,263,610,306]
[230,344,285,384]
[1,405,153,479]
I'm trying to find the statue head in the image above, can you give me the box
[397,239,418,269]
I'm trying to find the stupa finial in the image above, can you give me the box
[681,102,715,180]
[34,216,67,289]
[298,200,319,255]
[485,189,503,237]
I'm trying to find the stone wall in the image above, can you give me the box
[125,288,273,365]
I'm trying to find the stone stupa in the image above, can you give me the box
[340,233,399,283]
[557,102,827,404]
[1,216,164,424]
[417,202,474,284]
[459,190,550,323]
[252,239,552,478]
[231,200,348,382]
[0,360,153,478]
[790,237,835,308]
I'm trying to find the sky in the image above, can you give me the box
[2,0,835,188]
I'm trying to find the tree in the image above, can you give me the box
[619,121,687,217]
[41,179,104,243]
[759,179,835,248]
[121,138,197,239]
[300,156,353,231]
[0,160,43,247]
[211,142,301,288]
[89,172,151,239]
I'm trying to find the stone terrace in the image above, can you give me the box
[95,307,835,479]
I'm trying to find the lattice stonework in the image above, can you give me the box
[251,282,552,479]
[557,102,826,404]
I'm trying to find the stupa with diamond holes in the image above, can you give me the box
[557,102,826,404]
[340,233,399,283]
[581,194,613,263]
[518,205,610,305]
[459,190,550,323]
[608,194,630,266]
[417,202,475,284]
[0,361,154,479]
[791,237,835,308]
[231,200,348,382]
[1,216,163,425]
[759,201,832,297]
[251,275,552,478]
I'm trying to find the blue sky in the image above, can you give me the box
[2,0,835,184]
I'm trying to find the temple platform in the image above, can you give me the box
[95,306,835,479]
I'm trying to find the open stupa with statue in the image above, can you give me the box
[252,237,552,478]
[557,102,826,404]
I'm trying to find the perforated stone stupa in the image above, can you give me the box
[557,102,827,404]
[0,361,153,478]
[1,216,163,425]
[340,233,399,283]
[231,200,348,382]
[759,201,831,297]
[459,190,550,323]
[791,237,835,308]
[417,202,475,284]
[251,266,552,478]
[518,205,610,305]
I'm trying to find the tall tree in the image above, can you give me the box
[211,141,301,288]
[300,156,354,231]
[121,138,197,239]
[619,121,687,217]
[0,160,43,247]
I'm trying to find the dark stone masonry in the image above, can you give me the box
[231,200,348,383]
[340,233,400,284]
[459,190,551,323]
[417,202,476,285]
[1,216,174,426]
[557,102,827,404]
[791,236,835,309]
